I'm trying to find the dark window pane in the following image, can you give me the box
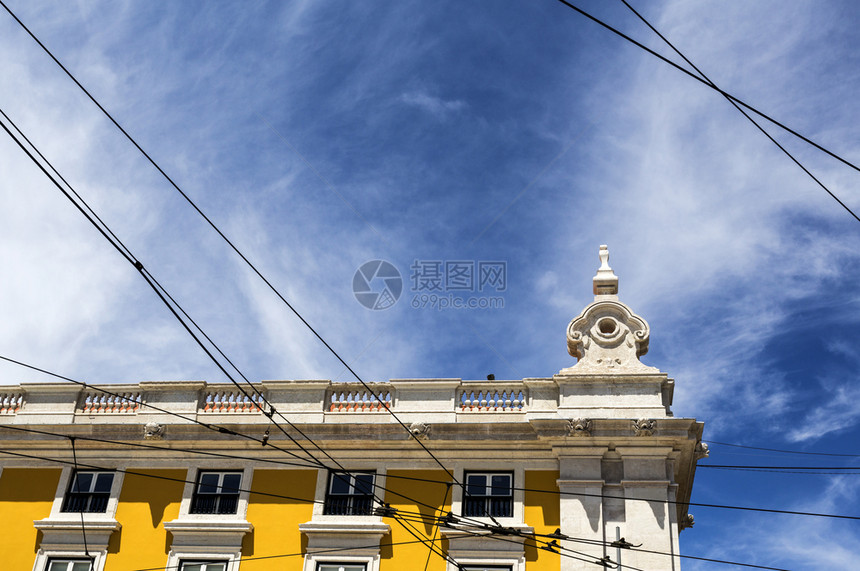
[222,474,241,494]
[354,474,374,495]
[94,473,114,493]
[490,475,510,496]
[330,473,351,495]
[198,473,220,494]
[73,473,93,492]
[466,475,486,496]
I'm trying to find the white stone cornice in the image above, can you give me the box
[163,519,253,533]
[34,518,120,532]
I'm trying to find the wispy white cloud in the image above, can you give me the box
[399,90,466,117]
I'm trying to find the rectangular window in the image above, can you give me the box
[46,560,93,571]
[61,471,114,513]
[463,472,513,518]
[179,562,227,571]
[459,567,512,571]
[323,471,375,515]
[189,471,242,515]
[316,564,366,571]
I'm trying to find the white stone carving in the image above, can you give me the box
[680,513,695,530]
[144,422,165,440]
[567,418,593,437]
[695,442,710,459]
[632,418,656,436]
[408,421,431,440]
[559,246,657,375]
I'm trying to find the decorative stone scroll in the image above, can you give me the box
[632,418,656,436]
[408,422,431,440]
[567,418,593,437]
[144,422,165,440]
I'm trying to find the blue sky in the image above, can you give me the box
[1,1,860,568]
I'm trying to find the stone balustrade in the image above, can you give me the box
[0,391,23,414]
[0,373,674,424]
[81,390,143,414]
[202,389,266,413]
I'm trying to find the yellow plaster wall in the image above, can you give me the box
[0,468,61,569]
[524,470,561,570]
[241,469,318,569]
[382,470,452,571]
[104,468,187,570]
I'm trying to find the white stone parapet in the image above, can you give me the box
[0,374,674,425]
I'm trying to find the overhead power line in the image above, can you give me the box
[0,108,453,565]
[618,0,860,223]
[0,0,465,500]
[710,441,860,458]
[554,0,860,223]
[3,418,859,525]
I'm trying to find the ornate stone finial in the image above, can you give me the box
[593,245,618,298]
[567,418,593,437]
[695,442,710,460]
[632,418,656,436]
[408,422,431,440]
[680,513,695,531]
[144,422,165,440]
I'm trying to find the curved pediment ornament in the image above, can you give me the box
[567,418,593,437]
[559,246,657,375]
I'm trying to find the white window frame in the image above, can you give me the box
[61,470,116,514]
[33,551,104,571]
[462,472,514,519]
[176,558,232,571]
[166,551,239,571]
[323,471,376,516]
[315,563,368,571]
[310,468,386,521]
[189,470,243,515]
[176,466,252,521]
[47,466,125,521]
[303,554,376,571]
[450,466,524,524]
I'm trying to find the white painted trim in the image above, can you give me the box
[165,549,241,571]
[310,468,386,522]
[32,549,107,571]
[303,553,378,571]
[176,466,252,521]
[449,465,525,525]
[46,466,125,521]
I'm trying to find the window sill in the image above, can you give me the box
[300,520,391,552]
[33,517,120,552]
[164,518,253,551]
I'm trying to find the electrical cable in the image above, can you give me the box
[554,0,860,223]
[0,0,473,496]
[4,415,860,523]
[67,437,92,568]
[0,354,322,468]
[618,0,860,224]
[0,107,453,564]
[0,107,331,470]
[127,538,436,571]
[709,441,860,458]
[0,445,798,571]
